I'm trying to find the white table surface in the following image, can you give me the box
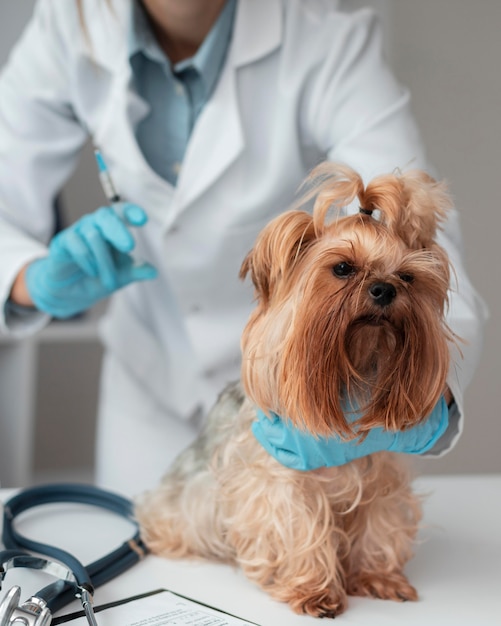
[1,475,500,626]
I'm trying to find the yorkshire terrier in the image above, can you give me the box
[136,163,455,618]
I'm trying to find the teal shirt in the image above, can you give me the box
[128,0,237,185]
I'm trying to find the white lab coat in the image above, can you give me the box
[0,0,487,493]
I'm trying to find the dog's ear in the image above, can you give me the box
[240,211,316,305]
[362,170,452,249]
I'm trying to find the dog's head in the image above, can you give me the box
[240,163,455,437]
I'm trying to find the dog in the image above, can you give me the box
[135,163,456,618]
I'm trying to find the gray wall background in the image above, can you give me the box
[0,1,499,481]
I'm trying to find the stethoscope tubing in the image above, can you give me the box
[1,483,148,613]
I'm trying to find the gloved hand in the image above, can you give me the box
[25,203,157,319]
[252,395,449,471]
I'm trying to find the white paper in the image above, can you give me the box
[63,590,258,626]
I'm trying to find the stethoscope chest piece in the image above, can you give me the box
[0,585,51,626]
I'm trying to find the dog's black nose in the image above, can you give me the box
[369,282,397,307]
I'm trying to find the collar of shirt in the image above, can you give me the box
[128,0,237,102]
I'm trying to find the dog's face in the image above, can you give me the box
[240,164,455,437]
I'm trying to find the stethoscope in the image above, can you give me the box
[0,484,149,625]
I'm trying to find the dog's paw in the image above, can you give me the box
[347,571,418,602]
[290,589,347,618]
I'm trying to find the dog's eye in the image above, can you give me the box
[399,273,414,284]
[332,262,355,278]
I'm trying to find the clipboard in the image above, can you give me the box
[52,588,261,626]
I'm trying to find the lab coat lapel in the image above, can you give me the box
[89,0,283,224]
[79,2,175,223]
[171,56,243,214]
[171,0,282,217]
[92,61,177,225]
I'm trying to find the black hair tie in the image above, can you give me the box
[359,207,373,216]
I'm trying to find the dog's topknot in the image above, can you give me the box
[296,162,451,250]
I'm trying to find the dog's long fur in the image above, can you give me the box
[136,164,455,617]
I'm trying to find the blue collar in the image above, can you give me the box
[128,0,237,100]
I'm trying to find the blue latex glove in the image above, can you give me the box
[25,203,157,319]
[252,396,449,471]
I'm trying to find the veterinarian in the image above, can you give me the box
[0,0,486,496]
